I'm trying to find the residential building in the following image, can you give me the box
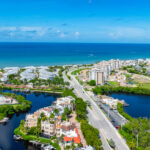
[41,120,56,137]
[89,68,104,85]
[20,67,36,81]
[25,110,41,128]
[38,68,56,80]
[25,114,38,128]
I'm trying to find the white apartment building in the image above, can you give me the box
[25,114,39,128]
[41,120,56,137]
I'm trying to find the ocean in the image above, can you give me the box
[0,43,150,68]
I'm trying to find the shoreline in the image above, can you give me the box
[0,86,63,94]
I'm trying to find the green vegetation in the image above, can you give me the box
[122,65,150,76]
[61,107,72,121]
[81,121,103,150]
[110,70,115,75]
[62,88,76,98]
[93,85,150,95]
[30,76,69,87]
[88,80,96,86]
[27,126,41,137]
[71,68,89,75]
[48,66,57,72]
[120,118,150,150]
[0,92,31,120]
[64,107,72,117]
[108,81,119,86]
[71,69,83,75]
[138,83,150,90]
[117,103,132,121]
[58,66,66,77]
[7,74,22,85]
[65,71,71,80]
[75,98,87,121]
[117,103,150,150]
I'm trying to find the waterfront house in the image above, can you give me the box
[41,119,56,137]
[25,114,38,128]
[25,110,41,128]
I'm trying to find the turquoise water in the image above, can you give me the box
[0,43,150,67]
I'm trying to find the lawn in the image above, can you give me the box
[108,81,119,86]
[137,83,150,90]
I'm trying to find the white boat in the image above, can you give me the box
[13,135,21,141]
[0,117,9,123]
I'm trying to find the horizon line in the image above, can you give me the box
[0,42,150,44]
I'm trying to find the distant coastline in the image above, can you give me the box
[0,43,150,68]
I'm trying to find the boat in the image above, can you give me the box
[0,117,9,123]
[13,135,22,141]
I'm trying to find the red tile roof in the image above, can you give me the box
[75,128,78,134]
[64,136,72,142]
[73,136,81,144]
[74,128,81,144]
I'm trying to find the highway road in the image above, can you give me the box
[63,70,129,150]
[92,95,127,127]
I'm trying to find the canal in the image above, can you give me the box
[0,90,60,150]
[110,93,150,118]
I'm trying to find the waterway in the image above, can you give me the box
[110,93,150,118]
[0,90,60,150]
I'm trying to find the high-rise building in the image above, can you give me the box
[89,68,104,85]
[96,72,104,85]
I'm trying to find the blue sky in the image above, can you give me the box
[0,0,150,43]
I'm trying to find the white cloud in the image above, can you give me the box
[56,30,61,33]
[19,27,42,32]
[60,33,66,38]
[75,31,80,37]
[0,26,51,39]
[108,27,146,39]
[0,27,16,31]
